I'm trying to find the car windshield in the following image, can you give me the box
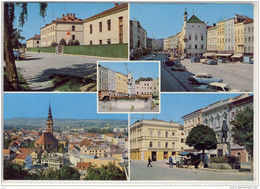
[224,86,231,91]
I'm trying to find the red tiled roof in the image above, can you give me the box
[76,162,91,170]
[83,3,128,23]
[243,18,253,24]
[27,34,41,41]
[17,148,33,155]
[80,139,93,147]
[15,154,27,160]
[35,132,58,145]
[3,149,10,155]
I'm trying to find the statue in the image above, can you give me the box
[221,120,229,143]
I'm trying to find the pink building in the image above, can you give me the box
[135,81,154,95]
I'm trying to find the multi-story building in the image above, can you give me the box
[234,21,244,57]
[135,80,154,95]
[108,69,116,94]
[40,13,84,47]
[152,79,160,96]
[130,119,184,161]
[80,146,107,158]
[152,39,164,50]
[224,18,235,51]
[164,37,171,51]
[147,37,153,50]
[98,65,108,92]
[115,72,128,95]
[206,25,218,55]
[130,20,147,50]
[83,3,128,45]
[217,21,225,51]
[243,19,254,63]
[26,34,41,48]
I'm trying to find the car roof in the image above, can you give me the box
[196,73,211,76]
[209,82,229,87]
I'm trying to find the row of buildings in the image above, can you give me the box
[130,94,253,162]
[98,65,160,97]
[26,3,128,48]
[4,104,128,179]
[164,10,254,62]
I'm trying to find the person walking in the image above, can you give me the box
[147,156,152,167]
[169,156,173,168]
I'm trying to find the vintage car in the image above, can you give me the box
[206,59,218,65]
[171,63,186,71]
[200,59,209,64]
[188,73,223,85]
[164,60,177,67]
[194,82,241,92]
[190,56,200,63]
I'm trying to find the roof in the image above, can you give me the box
[18,148,34,155]
[243,18,254,24]
[41,13,83,29]
[76,162,91,170]
[80,139,93,147]
[35,132,58,145]
[187,15,204,23]
[83,3,128,23]
[181,108,202,119]
[15,154,27,160]
[26,34,40,41]
[104,133,115,137]
[3,149,10,155]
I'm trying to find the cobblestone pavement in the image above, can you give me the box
[15,52,126,91]
[130,160,253,181]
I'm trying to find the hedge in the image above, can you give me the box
[27,46,56,53]
[27,43,128,58]
[63,43,128,58]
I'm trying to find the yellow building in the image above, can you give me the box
[12,154,27,166]
[217,21,225,51]
[115,72,127,95]
[234,22,245,54]
[82,157,121,169]
[81,146,106,158]
[130,119,184,161]
[40,13,84,47]
[26,34,41,48]
[164,37,171,50]
[207,25,218,51]
[83,3,128,45]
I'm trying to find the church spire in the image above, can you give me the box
[47,101,53,134]
[48,101,52,119]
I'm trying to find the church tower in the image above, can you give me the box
[46,103,53,134]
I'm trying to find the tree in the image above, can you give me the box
[11,28,25,49]
[230,105,253,171]
[44,166,80,180]
[4,162,29,180]
[74,40,80,45]
[185,125,217,166]
[51,42,58,46]
[59,38,67,46]
[4,2,48,90]
[84,163,126,180]
[68,39,74,46]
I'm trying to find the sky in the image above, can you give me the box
[14,3,117,42]
[130,93,251,125]
[4,93,127,120]
[99,62,159,79]
[130,3,254,39]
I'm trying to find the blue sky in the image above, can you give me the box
[130,93,251,125]
[14,3,116,42]
[130,3,254,39]
[4,93,127,120]
[99,62,159,79]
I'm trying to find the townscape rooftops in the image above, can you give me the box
[243,18,254,24]
[35,132,58,145]
[76,162,91,170]
[18,148,34,155]
[187,15,204,23]
[83,3,128,23]
[15,154,28,160]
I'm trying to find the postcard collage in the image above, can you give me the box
[1,1,259,187]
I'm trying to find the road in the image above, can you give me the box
[130,160,253,181]
[15,52,126,91]
[154,53,254,92]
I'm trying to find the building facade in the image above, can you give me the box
[108,69,116,93]
[40,13,84,47]
[206,25,217,52]
[26,34,41,48]
[115,72,128,95]
[224,18,235,51]
[135,80,154,95]
[83,3,128,45]
[98,65,108,92]
[130,20,147,50]
[130,119,184,161]
[243,19,254,62]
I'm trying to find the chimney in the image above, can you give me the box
[62,14,64,17]
[115,3,119,6]
[213,23,216,27]
[70,13,72,16]
[67,13,69,16]
[73,13,75,19]
[56,17,58,20]
[235,14,238,23]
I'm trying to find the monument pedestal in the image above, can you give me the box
[217,143,230,157]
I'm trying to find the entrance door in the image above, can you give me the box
[151,151,157,161]
[164,151,168,159]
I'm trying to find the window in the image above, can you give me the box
[90,24,92,34]
[165,132,168,137]
[172,132,175,136]
[119,16,123,43]
[195,45,197,49]
[107,19,111,31]
[158,142,161,148]
[107,39,111,44]
[181,139,184,143]
[195,36,198,40]
[189,35,191,40]
[37,41,39,44]
[172,142,175,148]
[158,131,161,137]
[201,35,203,40]
[165,142,168,148]
[72,35,75,40]
[99,22,102,32]
[189,45,191,49]
[89,41,92,45]
[149,142,153,148]
[149,130,153,136]
[72,25,75,31]
[99,40,102,45]
[201,45,203,49]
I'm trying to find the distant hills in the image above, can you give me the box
[4,118,128,130]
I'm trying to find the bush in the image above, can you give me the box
[210,156,238,163]
[51,42,58,46]
[68,39,74,46]
[59,38,67,46]
[74,40,80,45]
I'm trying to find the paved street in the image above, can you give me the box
[156,53,254,92]
[130,160,253,181]
[15,52,126,91]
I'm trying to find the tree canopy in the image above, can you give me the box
[230,105,253,156]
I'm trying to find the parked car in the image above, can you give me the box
[171,63,186,71]
[188,73,223,85]
[190,56,200,63]
[145,55,154,60]
[152,97,159,106]
[194,82,241,92]
[200,59,209,64]
[164,60,177,67]
[206,59,218,65]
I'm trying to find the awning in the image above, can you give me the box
[214,53,232,57]
[203,52,215,57]
[232,54,243,58]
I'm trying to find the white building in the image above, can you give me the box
[26,34,41,48]
[224,18,235,51]
[108,69,116,93]
[127,72,135,95]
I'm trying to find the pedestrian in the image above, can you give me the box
[169,156,173,168]
[147,156,152,167]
